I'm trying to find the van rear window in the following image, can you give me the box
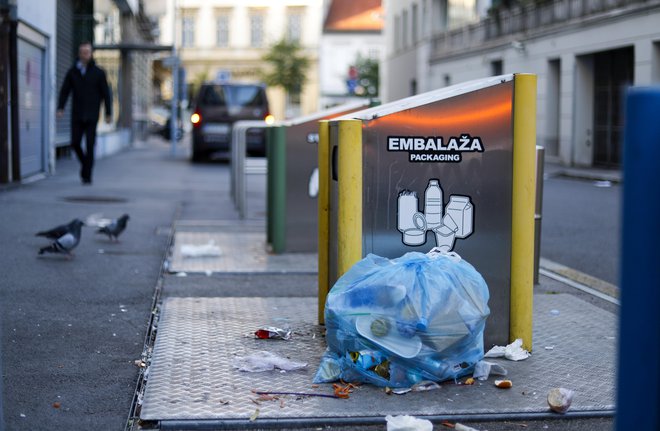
[201,85,265,107]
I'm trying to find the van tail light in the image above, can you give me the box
[264,113,275,125]
[191,111,202,127]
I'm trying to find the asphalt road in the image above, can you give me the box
[540,174,621,286]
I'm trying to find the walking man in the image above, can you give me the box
[57,42,112,185]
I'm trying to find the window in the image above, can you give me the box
[444,74,451,87]
[394,14,401,51]
[287,8,303,42]
[412,3,418,44]
[216,13,229,47]
[490,59,503,76]
[181,14,195,47]
[250,11,264,48]
[402,9,408,47]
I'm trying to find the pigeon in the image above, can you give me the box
[36,218,83,240]
[38,219,84,257]
[96,214,130,242]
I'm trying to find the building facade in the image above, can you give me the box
[319,0,384,108]
[384,0,660,168]
[157,0,324,120]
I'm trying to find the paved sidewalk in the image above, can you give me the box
[131,147,619,430]
[0,138,618,431]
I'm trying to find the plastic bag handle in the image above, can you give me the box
[427,247,462,262]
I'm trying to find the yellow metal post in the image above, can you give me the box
[317,120,330,324]
[510,74,537,350]
[337,119,363,278]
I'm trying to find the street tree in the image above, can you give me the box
[261,38,310,116]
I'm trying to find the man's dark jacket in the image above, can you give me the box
[57,59,112,123]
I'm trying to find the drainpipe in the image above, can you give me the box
[8,1,18,182]
[0,8,10,184]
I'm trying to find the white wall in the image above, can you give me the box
[319,33,384,97]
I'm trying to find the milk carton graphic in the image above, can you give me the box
[445,196,473,239]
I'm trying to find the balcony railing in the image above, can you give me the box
[430,0,659,60]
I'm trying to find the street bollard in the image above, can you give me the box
[615,87,660,431]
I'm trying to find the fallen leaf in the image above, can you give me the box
[52,402,61,409]
[258,394,278,401]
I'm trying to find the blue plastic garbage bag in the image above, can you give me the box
[314,248,490,388]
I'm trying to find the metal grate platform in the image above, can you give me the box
[168,228,317,274]
[140,294,616,424]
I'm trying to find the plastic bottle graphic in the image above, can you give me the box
[424,180,443,230]
[398,191,427,246]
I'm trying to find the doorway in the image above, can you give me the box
[593,47,633,168]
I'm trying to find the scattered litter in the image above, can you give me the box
[254,326,292,340]
[463,377,475,385]
[181,240,222,258]
[333,382,358,398]
[495,379,513,389]
[98,249,105,254]
[391,380,442,395]
[593,180,612,188]
[485,339,530,361]
[175,272,188,277]
[455,424,480,431]
[52,402,61,409]
[85,213,112,228]
[412,381,442,392]
[205,270,213,277]
[550,309,560,315]
[20,413,26,418]
[545,346,555,350]
[473,360,507,381]
[232,351,307,372]
[547,387,574,413]
[253,389,342,399]
[249,408,259,422]
[441,420,455,428]
[385,414,433,431]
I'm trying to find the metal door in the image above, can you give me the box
[18,38,45,178]
[593,47,633,168]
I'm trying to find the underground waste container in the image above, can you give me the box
[266,100,372,254]
[318,74,537,348]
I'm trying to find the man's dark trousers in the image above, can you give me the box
[71,120,97,183]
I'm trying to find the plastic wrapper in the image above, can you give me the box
[314,248,490,388]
